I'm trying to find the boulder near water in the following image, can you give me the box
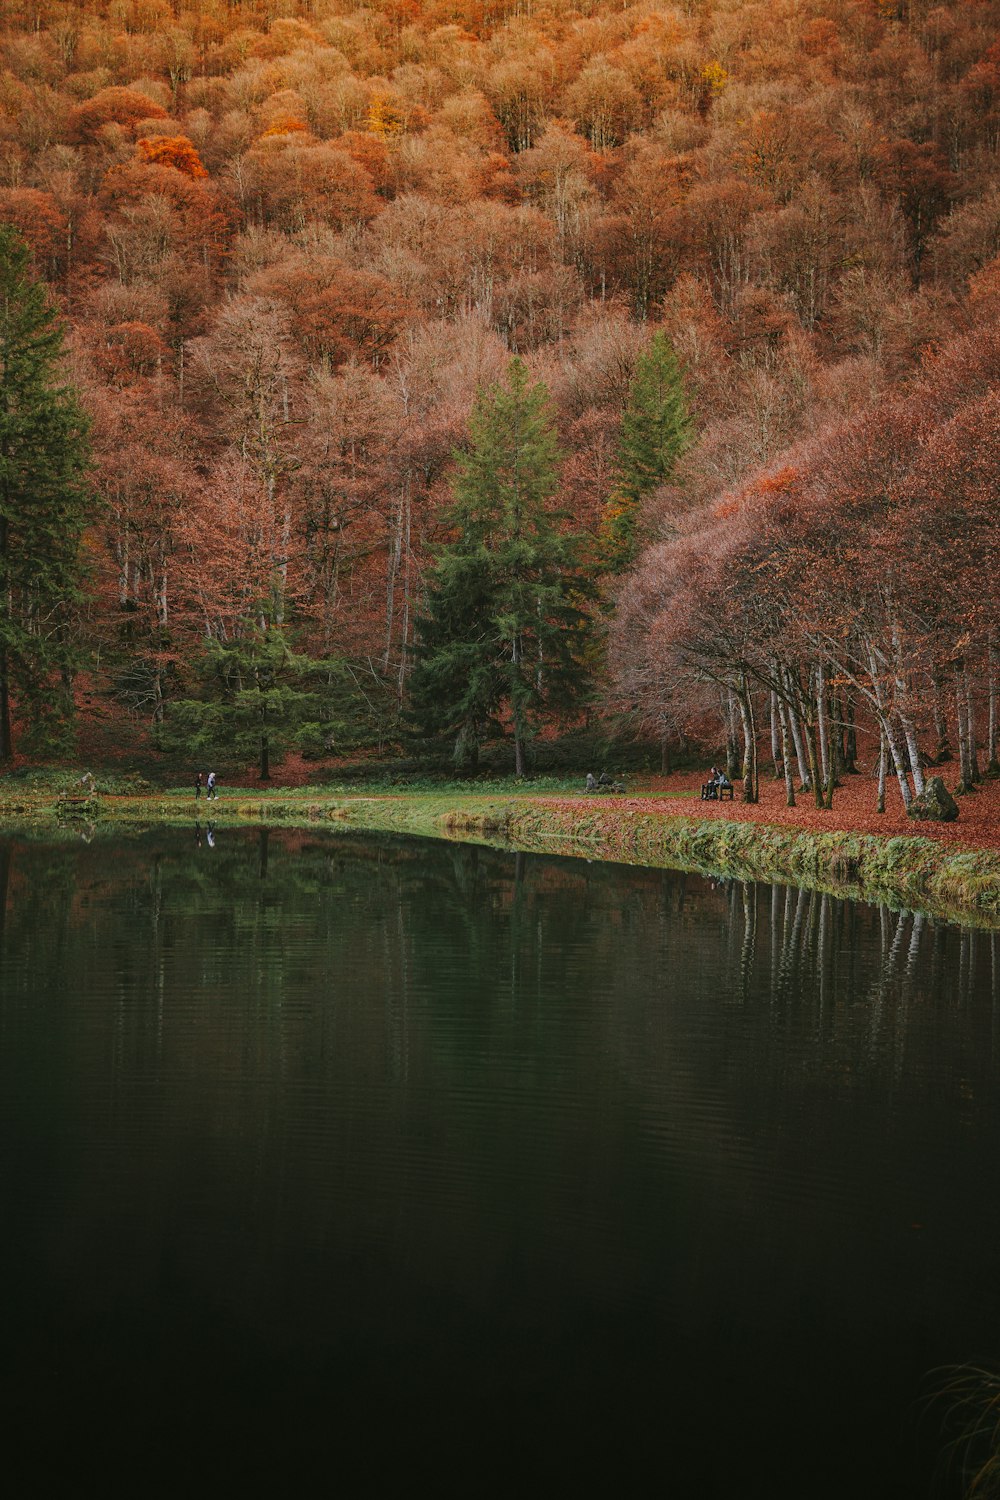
[907,775,959,822]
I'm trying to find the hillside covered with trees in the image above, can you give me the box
[1,0,999,803]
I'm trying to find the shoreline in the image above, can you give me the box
[2,788,999,929]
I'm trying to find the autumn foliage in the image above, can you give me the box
[0,0,997,783]
[136,136,208,179]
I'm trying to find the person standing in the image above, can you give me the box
[206,771,217,801]
[194,771,202,801]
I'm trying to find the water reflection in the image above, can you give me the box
[0,828,997,1497]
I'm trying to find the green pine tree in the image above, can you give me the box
[158,626,367,781]
[0,226,92,759]
[409,358,593,776]
[602,330,690,572]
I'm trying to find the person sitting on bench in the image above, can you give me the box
[701,766,733,800]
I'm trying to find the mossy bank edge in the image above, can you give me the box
[3,789,999,930]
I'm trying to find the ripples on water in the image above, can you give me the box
[0,828,998,1495]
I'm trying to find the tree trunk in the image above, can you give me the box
[783,668,810,788]
[844,688,858,773]
[736,682,757,804]
[660,720,671,775]
[769,689,782,779]
[725,688,740,780]
[868,645,913,809]
[259,694,270,780]
[883,715,913,809]
[877,730,887,814]
[455,727,479,771]
[955,676,974,794]
[966,671,981,782]
[816,662,830,794]
[898,709,925,796]
[777,696,795,807]
[803,714,824,809]
[383,482,404,675]
[512,633,526,778]
[828,685,842,778]
[931,672,951,762]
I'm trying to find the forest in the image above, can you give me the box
[1,0,999,808]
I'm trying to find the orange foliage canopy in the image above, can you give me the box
[67,87,168,145]
[0,189,66,271]
[136,136,209,179]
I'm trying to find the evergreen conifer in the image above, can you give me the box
[0,227,91,759]
[409,358,592,775]
[159,627,365,780]
[602,331,690,571]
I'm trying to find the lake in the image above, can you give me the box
[0,826,997,1495]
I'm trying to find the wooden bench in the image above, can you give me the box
[56,790,99,818]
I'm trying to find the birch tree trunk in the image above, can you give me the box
[802,712,824,809]
[868,645,913,809]
[725,688,740,781]
[783,668,810,788]
[898,709,926,797]
[737,681,758,804]
[777,696,796,807]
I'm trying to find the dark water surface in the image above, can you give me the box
[1,828,999,1495]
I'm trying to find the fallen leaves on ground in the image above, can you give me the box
[538,772,1000,852]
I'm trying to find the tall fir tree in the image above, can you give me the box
[0,226,91,760]
[409,358,593,775]
[158,625,367,781]
[602,330,690,572]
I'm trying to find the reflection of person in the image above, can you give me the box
[206,822,215,849]
[194,771,202,801]
[206,771,217,800]
[194,821,202,848]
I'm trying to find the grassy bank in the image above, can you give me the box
[2,781,999,929]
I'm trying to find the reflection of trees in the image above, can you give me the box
[2,833,997,1088]
[2,830,1000,1377]
[3,830,999,1171]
